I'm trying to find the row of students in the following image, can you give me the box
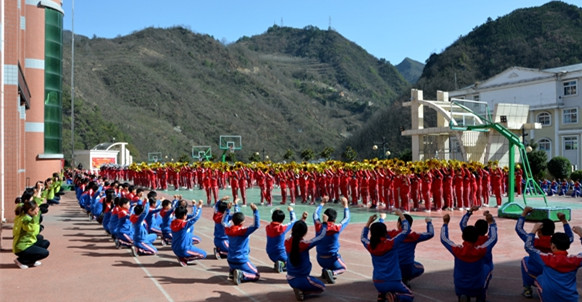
[540,179,582,197]
[72,170,582,302]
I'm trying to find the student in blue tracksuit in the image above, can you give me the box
[286,218,328,301]
[459,206,494,293]
[524,224,582,302]
[362,210,413,302]
[386,212,433,287]
[313,196,350,284]
[144,197,162,236]
[213,196,236,259]
[170,202,207,267]
[159,199,175,245]
[441,212,497,302]
[107,199,121,238]
[101,189,116,233]
[266,206,299,273]
[515,206,573,298]
[114,198,133,248]
[131,202,157,255]
[223,202,260,285]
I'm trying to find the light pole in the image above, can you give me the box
[71,0,75,168]
[372,137,390,159]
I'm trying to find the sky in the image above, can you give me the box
[61,0,579,65]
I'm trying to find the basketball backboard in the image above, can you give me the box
[219,135,242,151]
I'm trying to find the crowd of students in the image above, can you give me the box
[540,178,582,197]
[12,172,65,269]
[100,159,548,213]
[12,165,582,302]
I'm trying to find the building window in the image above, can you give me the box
[564,136,578,151]
[563,80,577,96]
[563,108,578,124]
[537,112,551,126]
[538,138,551,152]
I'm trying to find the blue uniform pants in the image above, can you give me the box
[374,280,413,302]
[287,275,325,294]
[228,260,260,282]
[316,253,347,275]
[401,261,424,281]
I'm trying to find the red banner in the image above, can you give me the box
[92,157,116,169]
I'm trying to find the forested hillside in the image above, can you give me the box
[62,25,409,163]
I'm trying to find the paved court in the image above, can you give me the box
[1,189,582,302]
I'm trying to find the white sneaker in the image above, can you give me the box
[14,259,28,269]
[33,261,42,267]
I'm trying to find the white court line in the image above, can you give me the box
[132,253,175,302]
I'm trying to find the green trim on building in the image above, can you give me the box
[44,8,63,154]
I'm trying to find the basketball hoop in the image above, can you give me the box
[228,146,234,154]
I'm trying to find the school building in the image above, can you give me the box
[449,63,582,170]
[1,0,65,222]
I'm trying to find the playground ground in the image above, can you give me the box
[2,187,582,302]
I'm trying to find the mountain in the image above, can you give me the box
[61,25,410,163]
[417,1,582,96]
[342,1,582,159]
[396,57,424,84]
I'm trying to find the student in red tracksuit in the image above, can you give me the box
[384,170,395,209]
[421,171,432,212]
[308,173,316,204]
[490,167,503,207]
[515,168,523,196]
[462,168,472,210]
[339,170,349,201]
[432,168,443,211]
[332,171,341,202]
[229,169,239,201]
[453,167,464,210]
[287,171,297,205]
[237,169,248,206]
[479,168,490,207]
[211,170,220,204]
[265,171,275,206]
[469,169,479,207]
[349,174,359,206]
[278,171,288,205]
[398,173,411,212]
[360,172,370,207]
[369,172,379,209]
[203,170,213,205]
[410,171,420,211]
[442,167,454,210]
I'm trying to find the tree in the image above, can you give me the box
[178,154,191,163]
[547,156,571,180]
[300,149,314,162]
[224,151,236,163]
[397,149,412,162]
[571,170,582,182]
[342,146,358,162]
[526,150,548,180]
[248,152,261,162]
[320,147,334,160]
[283,149,294,161]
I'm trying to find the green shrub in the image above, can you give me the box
[571,170,582,182]
[547,156,571,180]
